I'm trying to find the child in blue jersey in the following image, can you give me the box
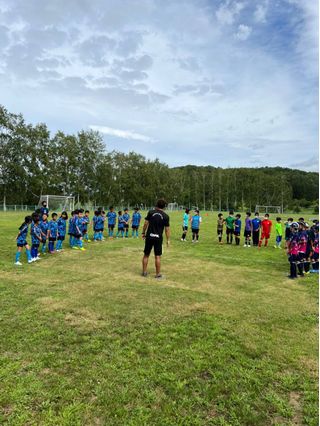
[181,208,190,241]
[15,216,33,265]
[31,214,42,261]
[131,207,142,238]
[252,212,261,246]
[40,201,49,217]
[56,211,68,251]
[47,213,58,253]
[82,210,91,242]
[94,210,104,241]
[123,208,130,238]
[40,213,49,254]
[107,206,117,238]
[74,210,86,250]
[234,214,241,246]
[191,209,201,243]
[92,210,99,241]
[68,211,76,247]
[117,211,125,238]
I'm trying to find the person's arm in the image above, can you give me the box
[141,220,149,240]
[165,226,170,246]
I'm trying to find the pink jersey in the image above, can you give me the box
[289,235,299,255]
[314,235,319,254]
[298,232,308,254]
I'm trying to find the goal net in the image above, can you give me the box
[167,202,179,211]
[255,205,282,214]
[38,195,75,212]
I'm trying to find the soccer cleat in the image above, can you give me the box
[28,260,33,264]
[181,238,184,241]
[155,274,163,279]
[243,244,247,247]
[79,247,86,251]
[14,261,22,266]
[141,272,148,277]
[87,239,91,243]
[72,246,79,250]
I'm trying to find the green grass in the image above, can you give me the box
[0,211,318,425]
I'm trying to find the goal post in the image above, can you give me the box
[38,195,75,212]
[255,205,282,214]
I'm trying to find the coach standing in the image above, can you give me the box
[141,199,170,279]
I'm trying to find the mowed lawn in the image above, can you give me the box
[0,211,318,426]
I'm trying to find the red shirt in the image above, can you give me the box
[261,219,272,234]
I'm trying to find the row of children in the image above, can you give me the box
[14,204,143,265]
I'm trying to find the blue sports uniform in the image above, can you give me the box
[40,206,49,216]
[48,220,58,252]
[132,211,141,237]
[252,217,261,246]
[56,217,67,250]
[82,216,90,241]
[40,219,49,253]
[191,215,200,230]
[107,211,117,237]
[31,223,42,259]
[15,222,32,263]
[93,216,104,241]
[234,219,241,236]
[117,215,125,237]
[123,212,130,237]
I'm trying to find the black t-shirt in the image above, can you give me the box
[145,209,170,240]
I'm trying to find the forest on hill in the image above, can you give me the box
[0,105,318,211]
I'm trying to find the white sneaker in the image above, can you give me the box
[192,240,195,243]
[243,244,247,247]
[181,238,184,241]
[28,260,33,264]
[14,261,22,266]
[196,240,199,243]
[32,258,37,262]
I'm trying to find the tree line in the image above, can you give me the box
[0,105,318,211]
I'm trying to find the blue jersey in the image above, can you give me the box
[107,211,117,225]
[57,217,67,237]
[94,216,104,231]
[31,223,42,244]
[82,216,90,231]
[40,207,49,216]
[68,217,74,235]
[48,220,58,238]
[17,222,29,245]
[118,215,125,229]
[40,220,49,239]
[183,213,189,227]
[191,215,201,229]
[132,212,141,227]
[73,216,82,235]
[252,218,261,231]
[123,213,130,224]
[235,219,241,233]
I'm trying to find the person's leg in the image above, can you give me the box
[15,246,22,263]
[226,229,229,244]
[230,231,233,244]
[142,255,149,274]
[289,255,297,278]
[25,244,32,262]
[196,230,199,241]
[297,253,304,275]
[247,233,251,247]
[155,255,161,275]
[181,226,186,240]
[264,236,269,247]
[34,245,39,259]
[42,240,47,253]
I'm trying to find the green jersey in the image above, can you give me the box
[275,222,283,236]
[225,216,235,230]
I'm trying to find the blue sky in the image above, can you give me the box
[0,0,318,170]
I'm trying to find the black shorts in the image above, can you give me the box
[124,224,129,229]
[31,243,40,248]
[118,227,124,232]
[49,237,57,242]
[74,233,82,239]
[217,228,223,236]
[244,230,251,238]
[234,231,240,237]
[17,242,27,247]
[144,238,162,256]
[226,228,234,235]
[132,225,139,230]
[58,236,65,241]
[108,224,115,230]
[182,226,188,231]
[192,228,199,235]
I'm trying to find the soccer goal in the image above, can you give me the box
[38,195,75,212]
[255,205,282,214]
[167,202,179,211]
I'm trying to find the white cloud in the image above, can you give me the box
[254,3,268,23]
[235,24,252,40]
[216,1,245,25]
[89,125,154,143]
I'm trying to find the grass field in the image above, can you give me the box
[0,211,318,425]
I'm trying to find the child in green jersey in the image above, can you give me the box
[225,211,235,244]
[274,217,283,248]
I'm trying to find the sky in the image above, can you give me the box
[0,0,318,171]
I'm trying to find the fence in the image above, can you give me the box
[0,204,38,212]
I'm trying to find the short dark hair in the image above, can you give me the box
[61,211,68,219]
[185,208,190,214]
[156,199,167,209]
[276,217,281,221]
[298,217,304,222]
[41,201,47,206]
[109,206,114,210]
[79,208,84,213]
[32,213,40,223]
[287,217,293,221]
[52,212,58,218]
[85,210,89,214]
[255,212,259,215]
[218,213,223,218]
[246,212,251,216]
[236,213,241,218]
[118,211,122,215]
[265,213,270,217]
[229,210,234,215]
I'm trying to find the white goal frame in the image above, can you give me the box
[38,195,75,212]
[255,205,282,214]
